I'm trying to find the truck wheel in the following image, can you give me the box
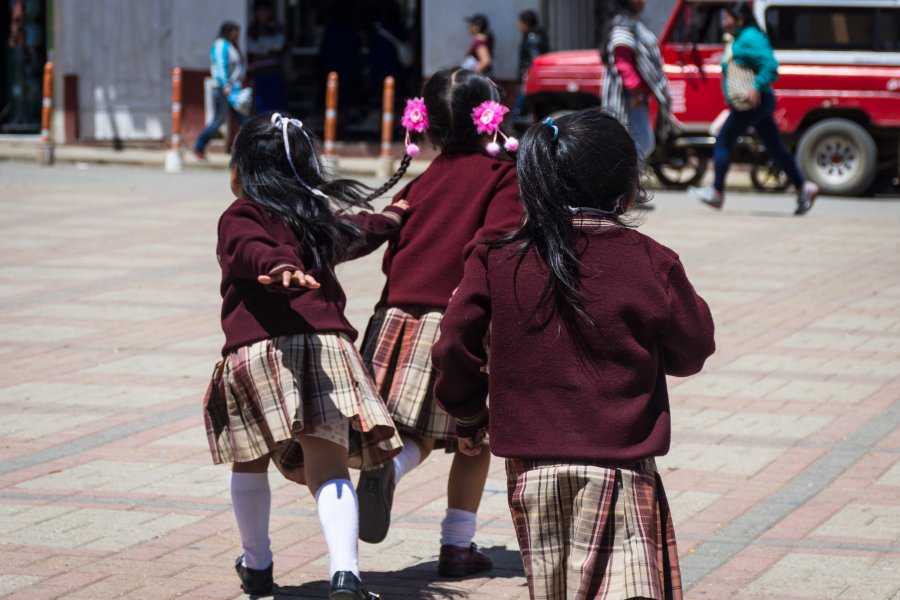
[796,119,877,196]
[651,151,709,189]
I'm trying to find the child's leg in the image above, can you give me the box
[393,433,434,484]
[441,444,491,547]
[298,434,358,578]
[231,455,273,570]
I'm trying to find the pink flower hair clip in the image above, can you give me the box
[471,100,518,155]
[401,97,429,157]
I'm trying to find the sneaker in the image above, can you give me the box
[689,186,724,210]
[437,543,493,578]
[234,554,273,596]
[329,571,380,599]
[193,148,207,161]
[356,461,395,544]
[795,181,820,215]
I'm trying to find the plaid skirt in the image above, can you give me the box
[203,333,402,484]
[360,307,457,446]
[506,458,682,600]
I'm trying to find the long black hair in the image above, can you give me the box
[217,20,242,56]
[467,14,495,53]
[366,67,504,201]
[497,108,648,330]
[231,112,375,271]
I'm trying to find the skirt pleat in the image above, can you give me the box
[506,458,682,600]
[203,333,402,483]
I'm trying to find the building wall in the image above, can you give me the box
[52,0,245,142]
[422,0,540,80]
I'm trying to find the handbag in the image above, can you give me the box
[725,59,756,112]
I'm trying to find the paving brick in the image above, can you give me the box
[813,503,900,542]
[743,553,900,599]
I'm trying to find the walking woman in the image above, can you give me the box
[601,0,677,158]
[194,22,252,160]
[462,14,494,77]
[689,2,819,215]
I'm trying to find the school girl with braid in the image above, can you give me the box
[355,67,523,576]
[203,111,409,599]
[433,109,716,599]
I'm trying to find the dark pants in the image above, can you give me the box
[714,92,804,192]
[194,89,247,153]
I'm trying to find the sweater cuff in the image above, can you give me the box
[455,407,489,439]
[381,204,407,225]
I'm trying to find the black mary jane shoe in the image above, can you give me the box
[329,570,380,599]
[234,554,274,596]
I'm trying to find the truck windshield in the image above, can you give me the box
[668,2,730,44]
[765,6,900,52]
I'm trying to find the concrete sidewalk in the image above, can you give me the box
[0,161,899,599]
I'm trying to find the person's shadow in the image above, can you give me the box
[264,545,525,599]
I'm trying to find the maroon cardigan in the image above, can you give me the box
[432,220,716,462]
[377,145,523,309]
[217,197,405,355]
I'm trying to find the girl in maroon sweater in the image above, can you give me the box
[203,112,407,599]
[432,109,715,599]
[354,68,523,576]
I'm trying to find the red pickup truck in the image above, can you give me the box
[524,0,900,196]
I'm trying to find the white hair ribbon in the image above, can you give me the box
[270,112,328,199]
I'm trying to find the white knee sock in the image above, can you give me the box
[230,471,273,570]
[316,479,360,577]
[440,508,477,548]
[391,435,422,485]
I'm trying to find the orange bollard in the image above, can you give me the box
[380,76,395,159]
[324,72,339,157]
[171,68,183,151]
[38,61,54,165]
[165,67,184,172]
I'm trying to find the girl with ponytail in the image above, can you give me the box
[204,111,409,599]
[355,67,522,577]
[432,108,716,598]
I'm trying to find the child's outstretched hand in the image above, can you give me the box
[258,270,321,290]
[393,199,410,211]
[457,428,487,456]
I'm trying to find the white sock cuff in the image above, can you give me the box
[315,478,356,502]
[231,471,269,489]
[440,508,478,548]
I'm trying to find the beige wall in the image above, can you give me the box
[52,0,245,141]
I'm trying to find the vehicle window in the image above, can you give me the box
[765,6,900,51]
[668,2,729,44]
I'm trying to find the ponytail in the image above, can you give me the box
[493,109,646,337]
[365,154,412,201]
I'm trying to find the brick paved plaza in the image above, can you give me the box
[1,160,899,599]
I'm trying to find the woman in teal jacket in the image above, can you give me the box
[690,2,819,215]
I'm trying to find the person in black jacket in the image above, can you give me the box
[512,10,549,125]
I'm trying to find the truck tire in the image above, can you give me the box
[796,119,877,196]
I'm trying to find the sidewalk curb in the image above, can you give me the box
[0,140,430,178]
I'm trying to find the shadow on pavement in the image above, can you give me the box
[268,546,525,599]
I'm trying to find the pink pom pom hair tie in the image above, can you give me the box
[471,100,518,155]
[401,97,429,157]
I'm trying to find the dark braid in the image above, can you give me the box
[364,154,412,202]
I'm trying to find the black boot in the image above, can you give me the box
[234,554,273,596]
[329,570,380,599]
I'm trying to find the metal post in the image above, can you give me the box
[323,71,339,171]
[165,67,184,173]
[377,76,395,178]
[38,61,54,166]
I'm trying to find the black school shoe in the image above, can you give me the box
[234,554,274,596]
[330,571,381,599]
[356,461,395,543]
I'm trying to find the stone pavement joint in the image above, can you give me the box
[681,396,900,589]
[2,161,900,599]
